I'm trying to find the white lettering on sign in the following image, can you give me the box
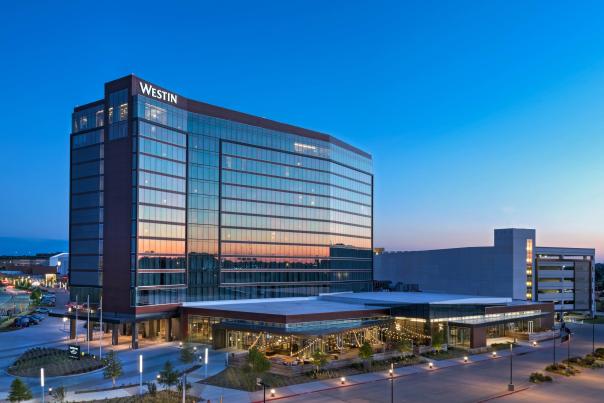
[139,82,178,104]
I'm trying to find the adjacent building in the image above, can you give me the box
[67,75,373,346]
[49,253,69,276]
[374,228,595,315]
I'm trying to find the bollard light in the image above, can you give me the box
[463,356,468,363]
[389,368,393,377]
[179,342,183,348]
[492,351,497,358]
[340,376,346,385]
[428,362,434,369]
[270,388,276,397]
[532,341,537,347]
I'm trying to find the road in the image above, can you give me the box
[0,303,226,400]
[280,323,604,403]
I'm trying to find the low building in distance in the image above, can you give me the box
[374,228,595,315]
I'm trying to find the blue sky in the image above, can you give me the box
[0,1,602,259]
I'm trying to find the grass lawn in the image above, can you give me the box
[90,391,197,403]
[8,347,104,377]
[203,355,425,392]
[584,317,604,324]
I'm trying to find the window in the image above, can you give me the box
[120,103,128,121]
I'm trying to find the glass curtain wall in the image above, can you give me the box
[134,94,373,303]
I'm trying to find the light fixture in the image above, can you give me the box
[429,362,434,369]
[463,356,468,363]
[341,376,346,385]
[532,341,537,347]
[270,388,275,397]
[389,368,393,377]
[492,351,497,357]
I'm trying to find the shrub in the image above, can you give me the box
[158,361,180,391]
[8,378,32,402]
[529,372,552,383]
[545,363,579,376]
[103,350,123,386]
[248,347,270,374]
[145,381,157,395]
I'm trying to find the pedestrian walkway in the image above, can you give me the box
[194,344,537,403]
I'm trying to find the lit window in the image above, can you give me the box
[119,103,128,121]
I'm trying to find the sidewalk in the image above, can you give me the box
[194,345,536,403]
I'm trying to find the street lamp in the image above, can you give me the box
[389,363,394,403]
[204,347,209,378]
[592,315,596,355]
[552,327,557,366]
[139,354,143,395]
[508,343,514,392]
[567,333,571,364]
[181,373,187,403]
[257,378,269,403]
[40,368,45,403]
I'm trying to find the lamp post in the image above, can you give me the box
[181,373,186,403]
[389,363,394,403]
[508,343,514,391]
[86,295,90,354]
[567,333,571,363]
[139,354,143,395]
[75,295,79,344]
[204,347,209,379]
[592,315,596,355]
[99,296,103,359]
[40,367,45,403]
[257,378,268,403]
[552,327,556,366]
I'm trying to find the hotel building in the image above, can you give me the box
[67,75,373,346]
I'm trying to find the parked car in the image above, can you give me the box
[35,308,50,314]
[30,314,44,322]
[14,317,30,327]
[25,316,40,325]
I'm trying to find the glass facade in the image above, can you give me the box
[70,77,373,308]
[70,103,105,303]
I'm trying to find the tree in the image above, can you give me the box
[311,350,329,376]
[29,288,42,304]
[50,385,66,403]
[247,347,270,374]
[145,381,157,395]
[158,361,180,391]
[8,378,32,402]
[358,341,373,370]
[180,343,195,364]
[177,378,192,394]
[103,350,123,387]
